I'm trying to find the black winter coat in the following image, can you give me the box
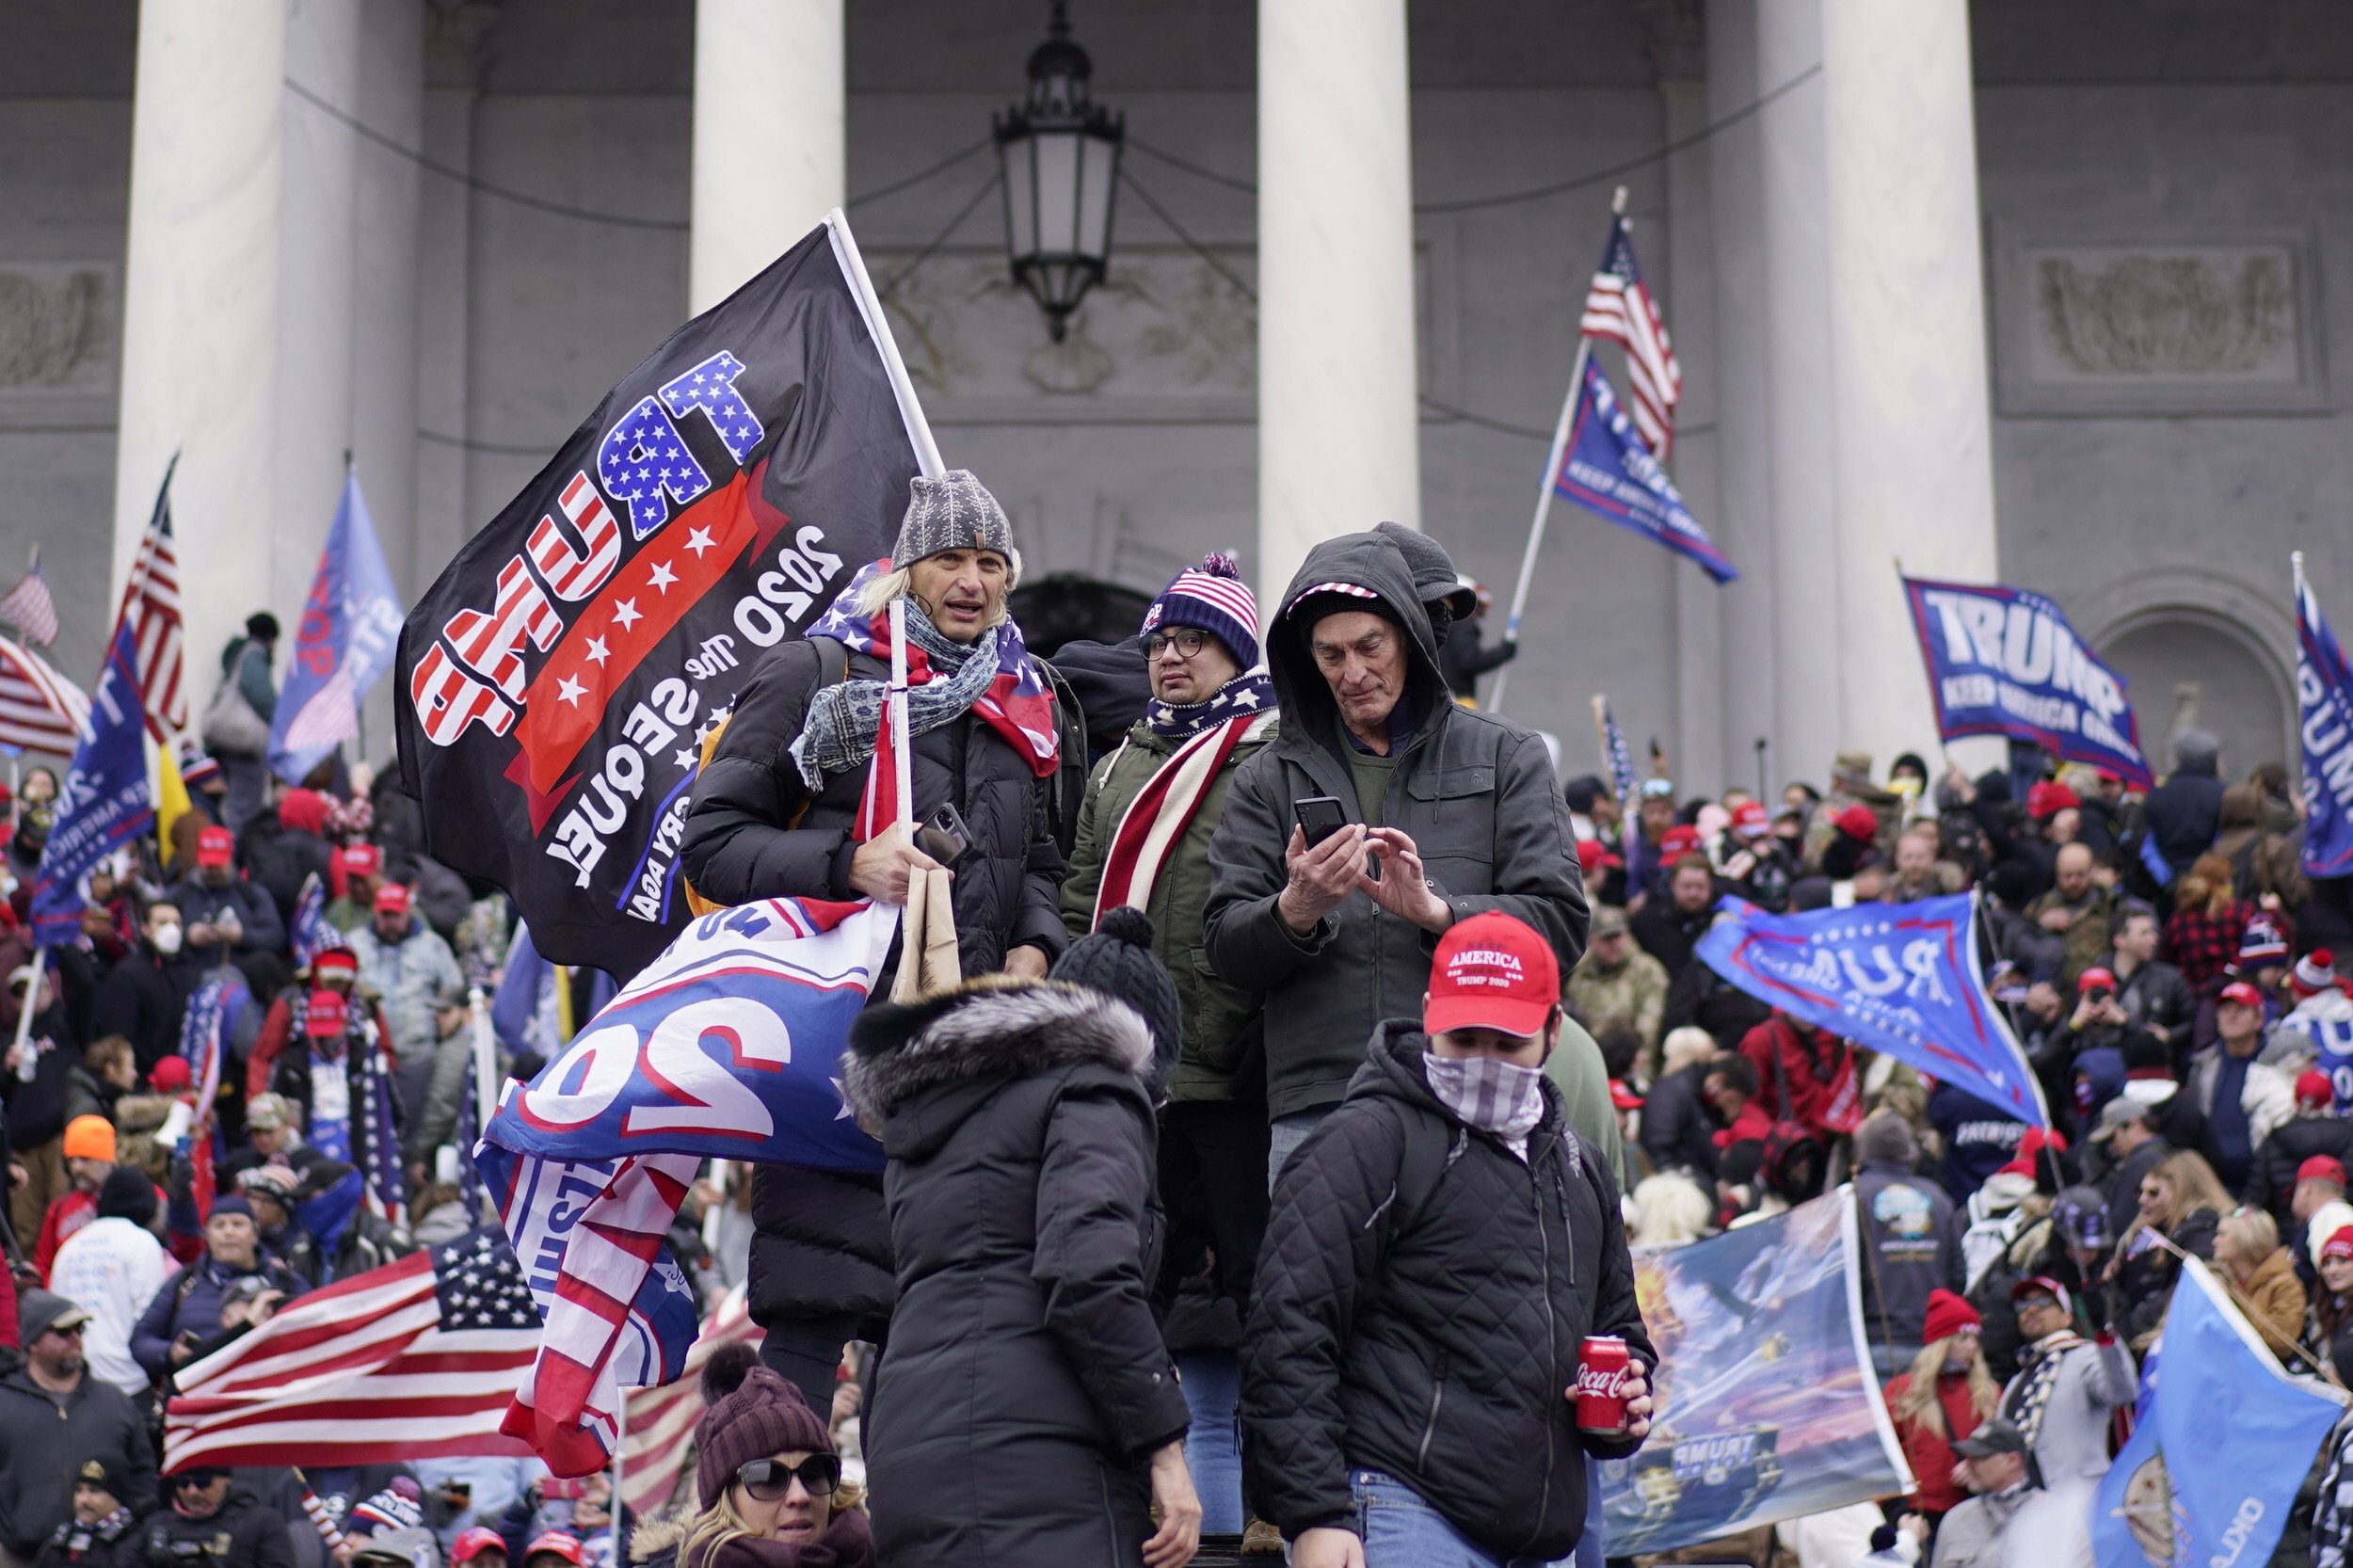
[1241,1022,1653,1562]
[33,1508,140,1568]
[841,979,1192,1568]
[90,949,197,1076]
[0,1369,157,1560]
[1637,1061,1719,1178]
[2249,1115,2353,1234]
[133,1492,296,1568]
[2144,766,2227,876]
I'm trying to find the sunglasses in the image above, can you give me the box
[171,1474,222,1493]
[734,1455,840,1502]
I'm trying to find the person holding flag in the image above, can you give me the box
[680,468,1075,1413]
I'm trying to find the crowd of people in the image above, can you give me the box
[0,467,2347,1568]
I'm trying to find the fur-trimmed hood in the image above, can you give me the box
[841,977,1154,1154]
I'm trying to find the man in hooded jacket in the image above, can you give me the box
[1204,532,1588,1182]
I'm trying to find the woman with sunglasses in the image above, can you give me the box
[649,1365,872,1568]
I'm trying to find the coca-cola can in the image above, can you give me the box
[1575,1336,1633,1432]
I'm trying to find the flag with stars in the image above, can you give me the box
[1695,890,2049,1128]
[289,872,347,971]
[394,212,930,979]
[163,1228,546,1469]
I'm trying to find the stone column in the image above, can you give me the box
[112,0,289,690]
[689,0,845,314]
[1257,0,1420,604]
[1821,0,2000,771]
[1658,73,1726,795]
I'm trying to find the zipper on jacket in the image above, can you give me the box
[1530,1160,1559,1550]
[1416,1352,1449,1471]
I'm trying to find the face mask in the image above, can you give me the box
[1423,1051,1548,1149]
[151,923,184,956]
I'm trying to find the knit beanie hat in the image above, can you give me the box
[1854,1110,1916,1167]
[2296,949,2339,998]
[891,470,1013,569]
[1049,907,1182,1096]
[347,1480,424,1535]
[1922,1288,1980,1345]
[2238,918,2290,970]
[1141,552,1261,670]
[1372,521,1475,624]
[97,1163,157,1225]
[694,1365,832,1509]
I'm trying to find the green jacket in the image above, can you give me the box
[1061,712,1278,1101]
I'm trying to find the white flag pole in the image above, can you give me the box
[1491,185,1629,716]
[888,600,913,838]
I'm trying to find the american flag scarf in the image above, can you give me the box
[1092,700,1274,928]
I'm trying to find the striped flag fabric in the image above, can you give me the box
[1579,215,1681,461]
[1593,695,1638,816]
[115,459,188,740]
[289,874,346,970]
[0,550,59,647]
[617,1286,763,1517]
[164,1228,541,1470]
[0,634,88,755]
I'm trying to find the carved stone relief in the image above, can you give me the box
[0,264,112,398]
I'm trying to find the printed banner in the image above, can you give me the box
[2090,1256,2343,1568]
[29,616,153,945]
[1599,1188,1911,1554]
[1553,357,1737,584]
[2297,562,2353,878]
[1696,891,2049,1128]
[394,213,925,977]
[271,472,406,784]
[1902,575,2152,789]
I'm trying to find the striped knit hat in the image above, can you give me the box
[2238,918,2291,971]
[1142,552,1260,669]
[2295,949,2338,998]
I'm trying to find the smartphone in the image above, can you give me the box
[541,1478,588,1502]
[915,801,969,867]
[1294,795,1349,848]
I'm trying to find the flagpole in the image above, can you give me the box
[1492,185,1629,716]
[888,600,913,837]
[8,948,43,1085]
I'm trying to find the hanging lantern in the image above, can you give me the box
[994,2,1124,341]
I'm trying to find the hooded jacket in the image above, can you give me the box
[134,1488,296,1568]
[1203,534,1588,1118]
[0,1368,157,1559]
[1241,1022,1652,1562]
[841,979,1191,1568]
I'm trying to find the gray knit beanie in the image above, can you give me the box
[893,470,1014,568]
[1855,1110,1917,1167]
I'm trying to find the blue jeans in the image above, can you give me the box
[1351,1469,1569,1568]
[1179,1350,1244,1533]
[1268,1109,1329,1192]
[1575,1454,1605,1568]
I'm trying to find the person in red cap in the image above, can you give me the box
[1241,910,1653,1568]
[450,1526,507,1568]
[166,824,286,975]
[324,841,386,935]
[1715,797,1796,914]
[349,879,467,1120]
[2188,978,2296,1191]
[2081,903,2195,1049]
[1882,1288,1997,1527]
[2308,1224,2353,1367]
[1993,1274,2135,1490]
[2292,1155,2353,1276]
[240,947,395,1142]
[2246,1070,2353,1241]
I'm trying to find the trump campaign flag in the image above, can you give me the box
[2297,555,2353,878]
[270,471,405,784]
[395,210,936,978]
[1553,358,1736,584]
[29,617,152,945]
[2091,1256,2344,1568]
[1902,575,2152,789]
[1697,892,2048,1128]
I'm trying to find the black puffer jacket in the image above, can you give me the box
[1203,534,1589,1119]
[133,1491,296,1568]
[842,979,1192,1568]
[1241,1022,1653,1562]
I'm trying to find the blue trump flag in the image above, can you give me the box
[270,472,405,784]
[30,617,152,946]
[1902,574,2152,789]
[2092,1256,2344,1568]
[1696,891,2049,1128]
[2297,558,2353,878]
[1553,358,1737,584]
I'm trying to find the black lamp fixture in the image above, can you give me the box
[994,1,1124,341]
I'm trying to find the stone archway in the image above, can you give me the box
[2065,566,2297,775]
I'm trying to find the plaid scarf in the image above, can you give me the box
[792,560,1059,791]
[1424,1052,1547,1160]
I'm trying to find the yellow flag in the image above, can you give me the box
[151,737,191,872]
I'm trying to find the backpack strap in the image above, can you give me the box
[682,638,853,919]
[1365,1099,1465,1263]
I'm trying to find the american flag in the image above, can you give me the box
[0,634,88,755]
[290,874,346,970]
[180,968,249,1220]
[617,1286,763,1517]
[1593,695,1638,817]
[1579,216,1681,461]
[115,459,188,740]
[0,550,58,647]
[164,1229,542,1470]
[355,1014,408,1229]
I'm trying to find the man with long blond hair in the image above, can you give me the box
[1882,1290,2002,1531]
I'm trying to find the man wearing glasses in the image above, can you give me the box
[0,1291,156,1568]
[1060,552,1279,1537]
[136,1468,294,1568]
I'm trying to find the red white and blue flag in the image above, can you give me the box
[1553,358,1737,584]
[2297,557,2353,879]
[1579,215,1682,460]
[0,633,88,756]
[0,549,59,648]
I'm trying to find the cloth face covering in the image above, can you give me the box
[1424,1050,1547,1159]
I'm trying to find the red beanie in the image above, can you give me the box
[1922,1288,1981,1346]
[1834,804,1879,844]
[693,1364,832,1509]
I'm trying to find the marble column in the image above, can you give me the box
[112,0,289,692]
[1659,75,1727,796]
[1821,0,2000,772]
[1257,0,1421,605]
[689,0,845,314]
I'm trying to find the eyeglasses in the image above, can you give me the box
[1142,629,1212,661]
[734,1455,840,1502]
[43,1322,85,1340]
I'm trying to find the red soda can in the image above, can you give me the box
[1575,1336,1633,1432]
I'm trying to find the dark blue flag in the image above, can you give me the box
[2297,562,2353,878]
[1552,357,1736,584]
[1902,574,2152,789]
[30,616,152,946]
[1696,891,2048,1128]
[271,472,405,784]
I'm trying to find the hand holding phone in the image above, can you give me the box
[1293,795,1348,849]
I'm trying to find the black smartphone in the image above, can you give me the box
[916,801,970,867]
[1294,795,1349,848]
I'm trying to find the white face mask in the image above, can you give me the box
[151,922,184,956]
